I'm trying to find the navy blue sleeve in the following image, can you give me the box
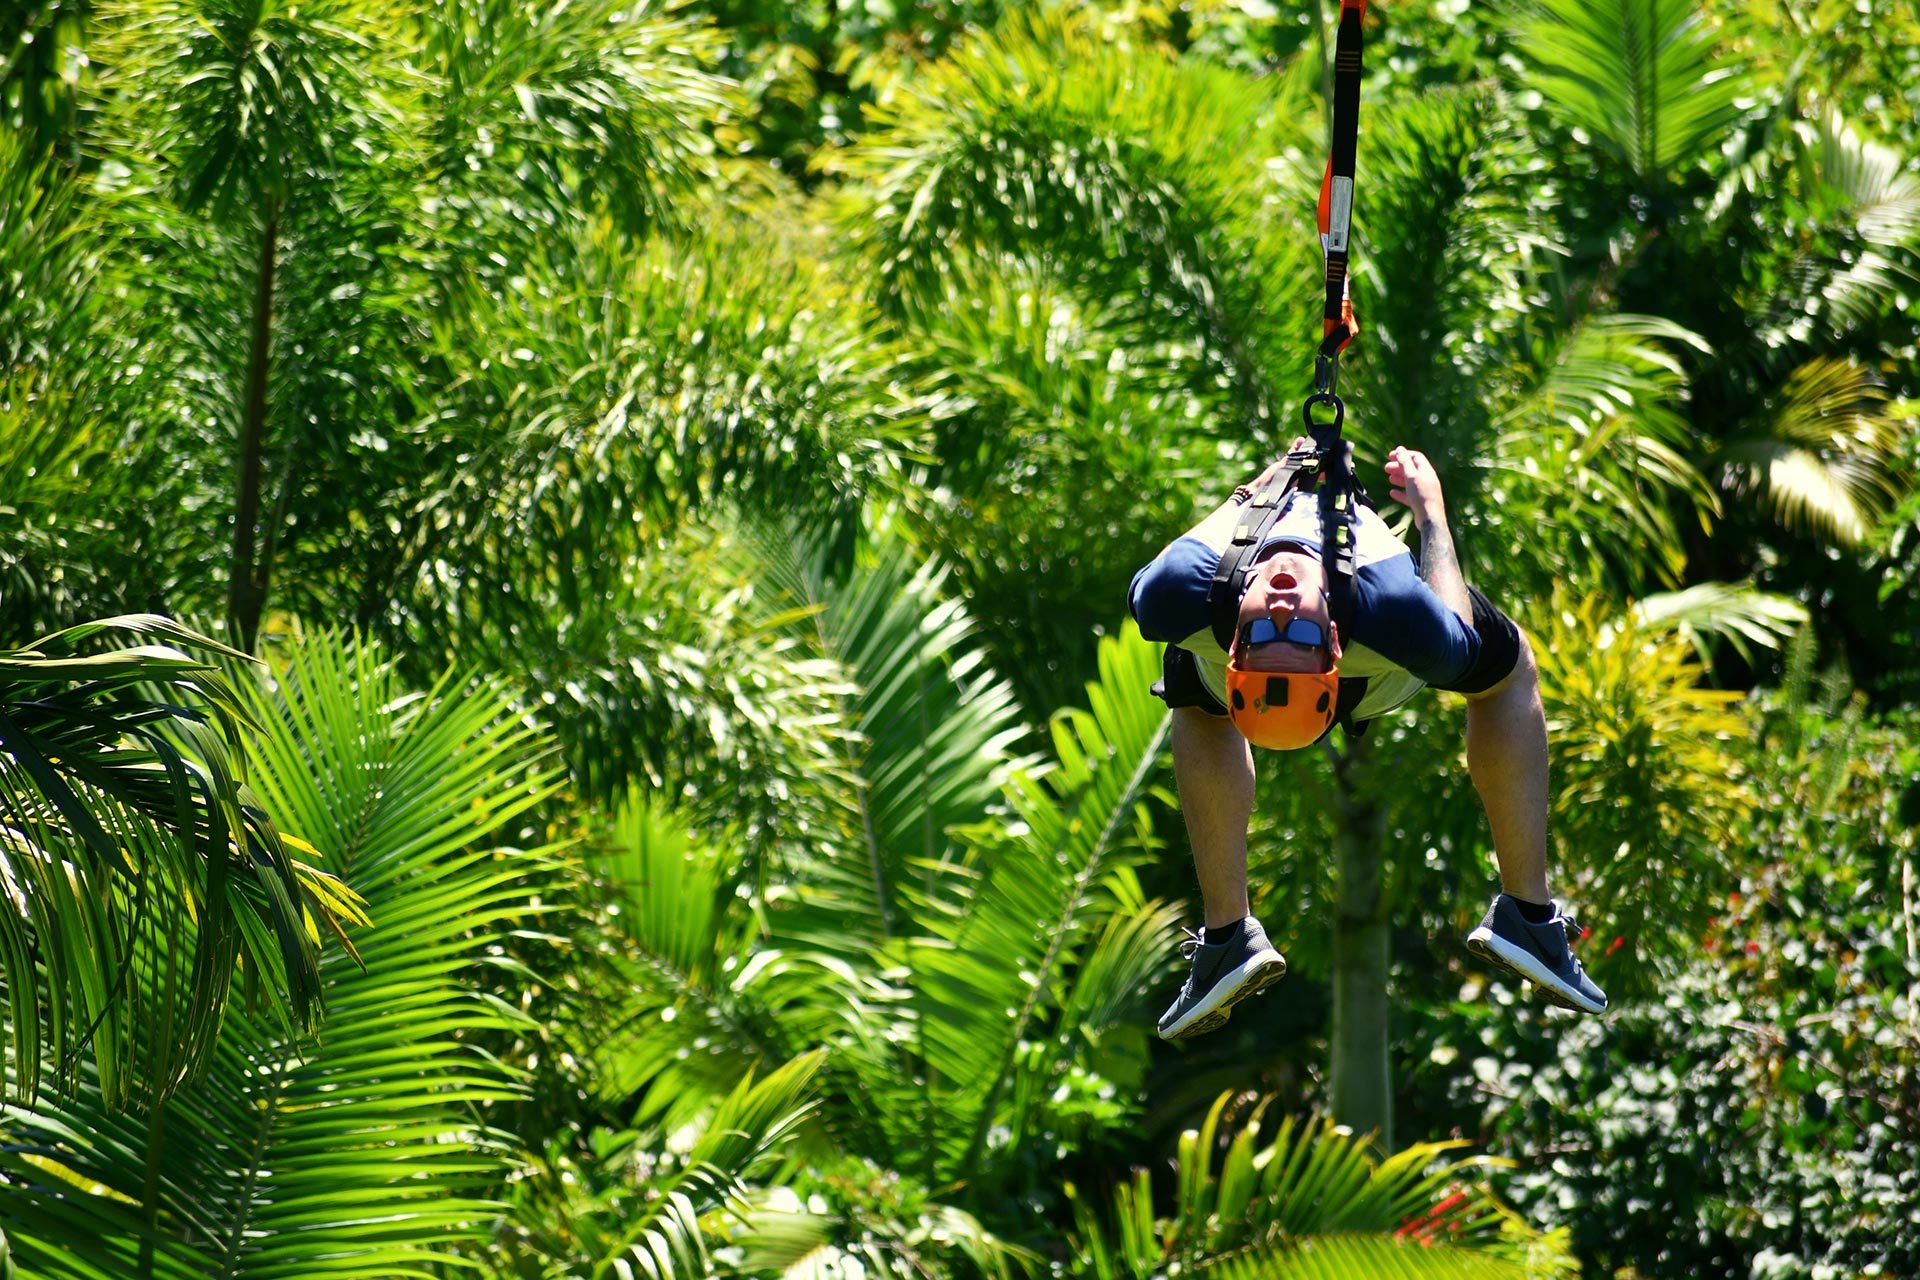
[1345,555,1481,686]
[1128,537,1220,643]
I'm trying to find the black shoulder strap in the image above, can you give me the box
[1318,440,1360,631]
[1208,481,1294,652]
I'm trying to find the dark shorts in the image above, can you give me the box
[1151,584,1523,716]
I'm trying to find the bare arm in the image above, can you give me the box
[1386,446,1471,626]
[1418,516,1472,626]
[1176,437,1314,547]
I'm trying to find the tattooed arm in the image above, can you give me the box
[1387,447,1472,627]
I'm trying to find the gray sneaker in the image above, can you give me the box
[1157,916,1287,1041]
[1466,893,1608,1014]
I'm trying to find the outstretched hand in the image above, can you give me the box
[1385,446,1446,531]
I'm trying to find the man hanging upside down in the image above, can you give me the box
[1128,438,1607,1040]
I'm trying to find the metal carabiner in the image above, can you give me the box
[1302,389,1344,448]
[1314,349,1340,396]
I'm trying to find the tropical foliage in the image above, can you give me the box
[2,0,1916,1277]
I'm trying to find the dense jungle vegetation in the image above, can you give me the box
[1,0,1917,1276]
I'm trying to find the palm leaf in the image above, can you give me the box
[1713,356,1904,546]
[577,795,899,1169]
[1065,1093,1562,1279]
[832,10,1313,436]
[1510,0,1749,184]
[95,0,413,218]
[1793,111,1920,330]
[745,515,1034,945]
[1209,1235,1544,1280]
[1523,590,1751,981]
[734,1190,1028,1280]
[580,796,796,1121]
[0,630,562,1278]
[422,0,734,235]
[0,615,359,1105]
[1490,315,1719,588]
[589,1053,823,1280]
[910,623,1170,1179]
[1352,85,1551,465]
[1632,582,1809,669]
[884,253,1250,709]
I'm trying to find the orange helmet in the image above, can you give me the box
[1225,617,1339,751]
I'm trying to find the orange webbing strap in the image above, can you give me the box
[1317,0,1366,362]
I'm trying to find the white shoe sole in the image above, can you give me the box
[1158,949,1287,1041]
[1466,927,1606,1014]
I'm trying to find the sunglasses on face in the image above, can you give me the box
[1238,616,1328,649]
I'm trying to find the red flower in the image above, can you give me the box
[1607,935,1625,956]
[1397,1190,1469,1245]
[1746,941,1761,954]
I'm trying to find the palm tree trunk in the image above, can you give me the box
[1328,733,1391,1151]
[139,1096,168,1279]
[228,212,278,653]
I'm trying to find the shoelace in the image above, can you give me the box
[1557,912,1595,978]
[1172,926,1210,999]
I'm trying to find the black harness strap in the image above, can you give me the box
[1318,0,1367,366]
[1208,481,1294,652]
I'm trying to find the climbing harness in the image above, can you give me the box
[1206,0,1370,741]
[1303,0,1367,628]
[1208,0,1368,641]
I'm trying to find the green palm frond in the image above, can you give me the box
[593,1053,822,1280]
[1065,1094,1561,1279]
[1353,85,1551,461]
[0,128,97,372]
[1524,590,1751,982]
[1490,314,1719,589]
[745,515,1034,944]
[0,0,92,147]
[422,0,735,235]
[0,629,561,1278]
[419,219,922,608]
[1509,0,1750,185]
[578,794,900,1170]
[734,1184,1029,1280]
[0,129,153,633]
[94,0,412,218]
[898,254,1231,493]
[1632,582,1809,670]
[0,615,361,1105]
[1740,111,1920,346]
[1208,1234,1545,1280]
[887,254,1243,706]
[832,10,1313,433]
[1056,900,1188,1043]
[1713,356,1905,546]
[581,796,799,1122]
[1793,110,1920,329]
[909,623,1170,1179]
[477,1054,825,1280]
[500,521,862,848]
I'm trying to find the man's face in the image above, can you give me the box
[1233,545,1342,673]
